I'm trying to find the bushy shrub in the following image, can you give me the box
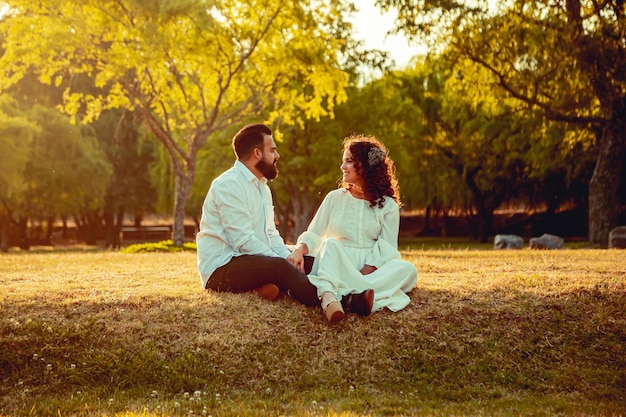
[120,240,196,253]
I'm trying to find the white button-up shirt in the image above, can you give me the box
[196,160,290,288]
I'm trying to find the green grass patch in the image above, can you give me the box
[0,249,624,416]
[121,240,197,253]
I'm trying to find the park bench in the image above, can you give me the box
[120,225,171,243]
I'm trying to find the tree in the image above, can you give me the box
[378,0,626,246]
[92,109,158,249]
[15,104,111,247]
[399,56,597,241]
[0,0,355,246]
[0,94,37,251]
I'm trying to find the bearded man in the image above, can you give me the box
[196,123,318,305]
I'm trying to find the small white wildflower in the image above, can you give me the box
[349,385,355,391]
[219,370,224,374]
[312,400,317,406]
[184,392,190,398]
[194,390,202,397]
[215,393,220,398]
[108,398,114,404]
[46,364,52,371]
[174,402,180,408]
[77,391,82,395]
[151,390,158,398]
[265,387,272,394]
[32,354,38,360]
[70,364,76,370]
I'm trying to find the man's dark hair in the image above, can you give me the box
[232,123,272,159]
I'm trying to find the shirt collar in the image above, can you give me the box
[234,159,267,185]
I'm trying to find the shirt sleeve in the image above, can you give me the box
[264,184,291,258]
[365,199,402,267]
[212,179,281,257]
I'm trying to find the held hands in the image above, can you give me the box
[287,244,308,273]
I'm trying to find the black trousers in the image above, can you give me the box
[205,255,319,306]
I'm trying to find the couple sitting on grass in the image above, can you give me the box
[196,123,418,324]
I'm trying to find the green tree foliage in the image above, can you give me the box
[401,56,596,241]
[0,95,36,200]
[0,98,111,249]
[0,95,38,251]
[92,109,158,249]
[377,0,626,246]
[0,0,357,246]
[19,105,111,247]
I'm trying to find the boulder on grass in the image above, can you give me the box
[609,226,626,249]
[530,233,564,250]
[494,234,524,250]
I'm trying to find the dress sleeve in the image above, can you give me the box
[296,192,333,255]
[365,198,402,267]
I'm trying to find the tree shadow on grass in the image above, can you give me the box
[1,284,624,415]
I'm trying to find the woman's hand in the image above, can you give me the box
[287,243,308,273]
[360,264,377,275]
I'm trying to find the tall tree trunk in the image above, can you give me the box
[17,216,29,250]
[565,0,626,246]
[588,119,626,247]
[115,206,124,249]
[465,169,499,243]
[290,189,316,245]
[61,216,68,239]
[85,211,100,246]
[103,209,114,249]
[45,217,54,244]
[420,205,433,236]
[172,164,195,247]
[0,212,9,252]
[104,205,123,249]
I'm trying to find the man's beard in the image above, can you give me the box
[256,158,278,180]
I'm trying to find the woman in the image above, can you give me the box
[288,134,418,323]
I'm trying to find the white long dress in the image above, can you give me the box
[297,188,418,312]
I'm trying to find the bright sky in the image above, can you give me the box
[350,0,427,69]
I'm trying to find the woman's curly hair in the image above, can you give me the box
[340,134,402,208]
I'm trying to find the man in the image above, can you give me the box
[196,123,319,306]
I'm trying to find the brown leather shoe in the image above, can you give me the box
[254,284,280,300]
[342,289,374,316]
[322,299,345,324]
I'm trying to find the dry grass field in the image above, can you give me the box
[0,248,624,416]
